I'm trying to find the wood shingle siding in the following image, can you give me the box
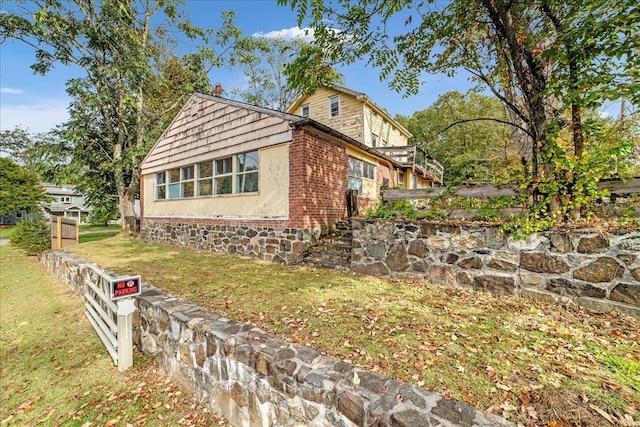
[142,96,293,175]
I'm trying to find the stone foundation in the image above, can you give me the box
[141,219,320,264]
[351,219,640,318]
[39,250,511,427]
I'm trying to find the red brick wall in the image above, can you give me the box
[288,128,349,229]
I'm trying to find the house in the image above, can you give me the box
[1,183,92,225]
[42,183,92,223]
[139,93,414,263]
[286,85,443,188]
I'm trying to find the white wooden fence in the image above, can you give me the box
[84,264,136,371]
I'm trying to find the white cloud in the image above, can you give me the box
[252,26,315,42]
[1,87,23,94]
[0,99,69,133]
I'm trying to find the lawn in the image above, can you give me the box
[67,234,640,426]
[0,243,227,426]
[0,226,16,240]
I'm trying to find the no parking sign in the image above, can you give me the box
[110,276,141,300]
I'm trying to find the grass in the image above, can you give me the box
[0,227,16,240]
[79,224,122,233]
[66,236,640,426]
[67,234,640,426]
[0,244,226,426]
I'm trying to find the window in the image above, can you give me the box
[181,166,194,198]
[382,139,388,147]
[215,157,233,195]
[168,168,181,199]
[301,104,309,117]
[155,172,166,199]
[329,95,340,117]
[197,161,213,196]
[60,196,71,203]
[237,151,259,193]
[348,157,375,194]
[156,151,259,199]
[371,133,378,147]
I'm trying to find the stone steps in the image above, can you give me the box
[303,221,353,269]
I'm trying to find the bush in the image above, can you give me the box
[12,218,50,255]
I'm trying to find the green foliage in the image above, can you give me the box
[365,200,415,219]
[11,218,50,255]
[396,91,521,185]
[0,158,50,217]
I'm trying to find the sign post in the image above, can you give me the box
[110,276,141,372]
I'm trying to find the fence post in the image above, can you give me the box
[56,217,62,250]
[116,298,136,372]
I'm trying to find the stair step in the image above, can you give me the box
[303,257,350,269]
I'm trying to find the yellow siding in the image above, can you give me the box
[298,87,364,142]
[143,144,290,219]
[363,105,408,148]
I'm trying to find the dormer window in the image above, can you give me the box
[329,95,340,117]
[301,104,309,117]
[60,196,71,203]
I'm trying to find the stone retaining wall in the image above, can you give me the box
[141,220,319,264]
[351,219,640,317]
[39,250,511,427]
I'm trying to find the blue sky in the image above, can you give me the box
[0,0,473,133]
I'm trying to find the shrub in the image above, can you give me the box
[12,218,50,255]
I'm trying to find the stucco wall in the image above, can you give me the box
[143,143,290,220]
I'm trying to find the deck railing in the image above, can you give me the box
[375,145,444,183]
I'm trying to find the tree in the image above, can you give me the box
[396,91,521,185]
[1,1,237,231]
[0,157,50,218]
[280,0,639,217]
[230,36,342,111]
[0,126,71,182]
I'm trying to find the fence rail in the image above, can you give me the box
[83,264,135,371]
[51,216,78,249]
[382,177,640,220]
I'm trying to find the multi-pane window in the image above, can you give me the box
[371,133,378,147]
[237,151,259,193]
[168,168,181,199]
[155,151,259,200]
[215,157,233,195]
[155,172,166,199]
[301,104,310,117]
[329,95,340,117]
[182,166,194,197]
[197,161,213,196]
[347,157,375,194]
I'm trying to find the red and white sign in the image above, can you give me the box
[110,276,141,300]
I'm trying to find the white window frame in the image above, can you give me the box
[214,156,233,195]
[236,151,259,194]
[155,171,167,200]
[301,104,310,117]
[197,161,213,197]
[329,95,340,118]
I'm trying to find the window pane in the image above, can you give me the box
[330,96,340,117]
[237,171,258,193]
[198,179,212,196]
[168,183,180,198]
[169,168,180,183]
[155,172,166,185]
[237,151,258,172]
[215,176,232,194]
[301,105,309,117]
[348,157,362,176]
[215,157,232,175]
[348,177,362,194]
[156,185,166,199]
[198,161,213,178]
[182,166,194,180]
[182,181,194,197]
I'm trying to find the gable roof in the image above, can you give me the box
[141,92,406,175]
[286,85,413,139]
